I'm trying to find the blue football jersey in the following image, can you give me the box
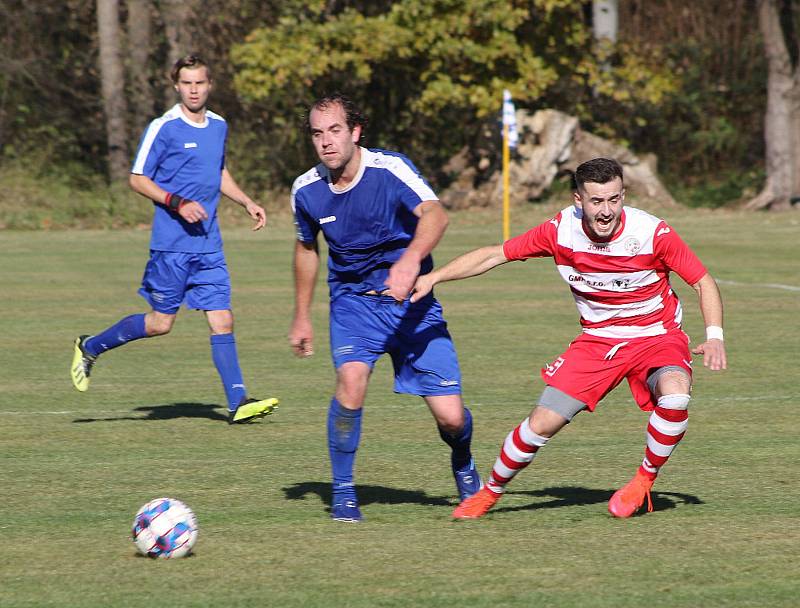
[291,148,439,299]
[131,104,226,253]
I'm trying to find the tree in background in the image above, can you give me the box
[616,1,767,207]
[126,0,155,136]
[747,0,800,210]
[231,0,678,191]
[0,1,793,212]
[96,0,130,183]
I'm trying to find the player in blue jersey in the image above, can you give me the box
[70,54,278,424]
[289,94,481,522]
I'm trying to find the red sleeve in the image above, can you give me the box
[653,221,707,285]
[502,213,560,261]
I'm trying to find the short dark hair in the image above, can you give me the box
[170,54,211,83]
[307,93,368,135]
[573,158,624,191]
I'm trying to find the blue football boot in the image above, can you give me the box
[331,497,363,523]
[454,457,483,501]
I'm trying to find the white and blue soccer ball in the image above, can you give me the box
[132,497,198,559]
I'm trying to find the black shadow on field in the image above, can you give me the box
[284,481,452,509]
[493,485,703,515]
[73,402,229,423]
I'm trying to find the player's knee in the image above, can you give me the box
[146,317,174,336]
[650,366,691,398]
[335,366,370,404]
[437,418,462,436]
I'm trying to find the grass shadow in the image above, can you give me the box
[283,481,452,509]
[494,485,703,515]
[73,402,228,423]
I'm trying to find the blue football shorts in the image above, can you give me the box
[329,293,462,396]
[138,250,231,314]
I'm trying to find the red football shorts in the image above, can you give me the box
[540,330,693,412]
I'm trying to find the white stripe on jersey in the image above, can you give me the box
[131,105,226,174]
[574,291,665,323]
[131,106,183,174]
[556,266,660,294]
[560,207,656,256]
[584,321,666,339]
[365,149,438,202]
[290,166,324,213]
[552,206,687,338]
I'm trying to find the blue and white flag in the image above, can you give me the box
[502,89,518,149]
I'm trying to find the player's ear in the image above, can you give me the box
[351,124,362,144]
[573,188,583,209]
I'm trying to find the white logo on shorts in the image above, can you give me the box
[544,356,565,377]
[439,380,459,386]
[319,215,337,224]
[184,142,198,148]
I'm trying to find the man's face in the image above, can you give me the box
[174,66,211,113]
[574,177,625,242]
[309,103,361,172]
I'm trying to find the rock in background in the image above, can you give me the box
[439,108,676,209]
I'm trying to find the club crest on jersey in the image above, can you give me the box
[623,237,642,255]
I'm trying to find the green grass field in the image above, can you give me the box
[2,205,798,607]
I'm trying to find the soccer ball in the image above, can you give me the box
[132,497,198,559]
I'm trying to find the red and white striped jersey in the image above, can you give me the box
[503,206,707,339]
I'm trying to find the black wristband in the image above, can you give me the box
[165,193,184,211]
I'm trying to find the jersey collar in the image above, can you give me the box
[174,104,209,128]
[328,146,367,194]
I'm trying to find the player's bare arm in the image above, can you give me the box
[690,272,727,371]
[289,239,320,357]
[221,168,266,231]
[385,200,449,302]
[129,173,208,224]
[410,244,509,303]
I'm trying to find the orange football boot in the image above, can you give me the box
[608,470,654,518]
[452,486,501,519]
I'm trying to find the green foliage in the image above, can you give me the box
[0,1,106,175]
[232,0,683,189]
[0,1,774,207]
[0,156,151,230]
[616,3,767,190]
[669,167,765,209]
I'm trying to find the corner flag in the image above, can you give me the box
[502,89,518,149]
[501,90,517,240]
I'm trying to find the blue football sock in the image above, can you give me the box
[84,314,147,357]
[210,333,247,411]
[438,406,474,470]
[327,397,362,500]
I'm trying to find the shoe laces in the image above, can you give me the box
[82,355,96,374]
[472,487,499,507]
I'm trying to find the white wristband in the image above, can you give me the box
[706,326,724,341]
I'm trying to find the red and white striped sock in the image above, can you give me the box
[639,393,690,480]
[485,417,549,495]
